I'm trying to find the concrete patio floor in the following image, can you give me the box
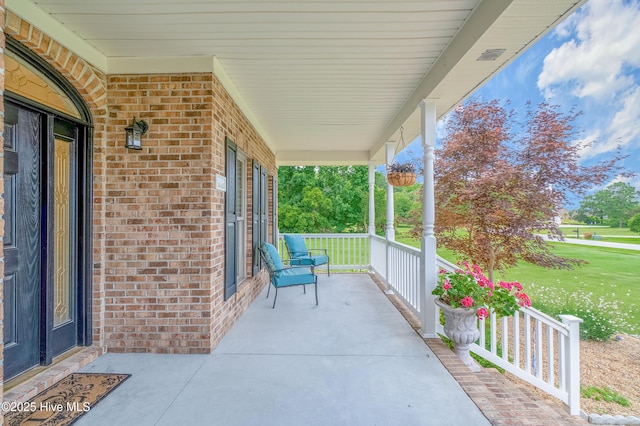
[77,274,489,426]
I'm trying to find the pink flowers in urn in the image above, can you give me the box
[433,261,530,319]
[476,307,489,320]
[460,296,474,308]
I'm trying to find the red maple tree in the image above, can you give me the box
[413,99,626,281]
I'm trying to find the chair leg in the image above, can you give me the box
[302,284,306,294]
[314,276,318,305]
[272,287,278,309]
[327,259,330,277]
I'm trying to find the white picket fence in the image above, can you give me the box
[282,233,582,416]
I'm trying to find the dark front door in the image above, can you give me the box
[3,102,83,380]
[3,103,42,379]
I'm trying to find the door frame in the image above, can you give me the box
[5,37,94,370]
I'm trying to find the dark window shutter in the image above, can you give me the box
[252,160,260,276]
[224,138,237,300]
[271,176,278,244]
[260,166,268,245]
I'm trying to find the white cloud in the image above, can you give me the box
[573,129,603,160]
[628,175,640,192]
[435,113,451,144]
[607,86,640,148]
[607,174,640,192]
[537,0,640,162]
[513,53,538,85]
[576,87,640,159]
[538,0,640,101]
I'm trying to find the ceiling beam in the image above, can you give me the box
[277,150,371,166]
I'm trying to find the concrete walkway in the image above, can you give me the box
[77,274,489,426]
[541,234,640,251]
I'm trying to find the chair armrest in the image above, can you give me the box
[307,248,328,256]
[289,250,312,257]
[273,265,314,273]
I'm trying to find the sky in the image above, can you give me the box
[400,0,640,207]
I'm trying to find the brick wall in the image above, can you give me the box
[104,73,275,353]
[3,12,277,367]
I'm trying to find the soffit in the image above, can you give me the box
[13,0,585,165]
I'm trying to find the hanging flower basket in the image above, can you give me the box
[387,172,417,187]
[387,161,417,186]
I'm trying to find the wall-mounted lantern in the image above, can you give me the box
[124,118,149,150]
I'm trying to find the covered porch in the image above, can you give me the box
[74,273,582,425]
[1,0,589,422]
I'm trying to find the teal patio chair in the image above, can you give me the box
[258,242,318,308]
[283,234,330,276]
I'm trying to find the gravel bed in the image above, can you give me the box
[580,334,640,417]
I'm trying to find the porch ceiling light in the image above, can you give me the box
[124,117,148,150]
[477,49,506,61]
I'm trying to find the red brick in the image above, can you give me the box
[3,15,275,366]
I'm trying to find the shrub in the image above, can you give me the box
[583,232,593,240]
[528,283,629,341]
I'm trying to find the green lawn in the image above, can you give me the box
[495,244,640,335]
[395,225,640,335]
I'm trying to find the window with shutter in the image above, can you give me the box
[224,138,237,299]
[252,161,261,276]
[252,161,271,275]
[236,152,248,283]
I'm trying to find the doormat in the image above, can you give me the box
[4,373,130,426]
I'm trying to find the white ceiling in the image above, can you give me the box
[10,0,585,164]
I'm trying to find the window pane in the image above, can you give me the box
[5,51,81,119]
[236,157,247,282]
[54,138,72,326]
[236,158,244,216]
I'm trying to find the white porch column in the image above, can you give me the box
[420,99,438,338]
[385,142,396,241]
[368,161,376,235]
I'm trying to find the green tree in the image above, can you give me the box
[577,182,640,228]
[316,166,369,231]
[394,184,421,224]
[278,165,375,233]
[278,187,333,232]
[629,213,640,234]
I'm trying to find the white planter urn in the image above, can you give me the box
[435,298,482,372]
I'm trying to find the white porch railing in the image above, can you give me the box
[434,258,582,415]
[370,235,421,315]
[279,232,582,416]
[471,309,582,414]
[277,233,370,271]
